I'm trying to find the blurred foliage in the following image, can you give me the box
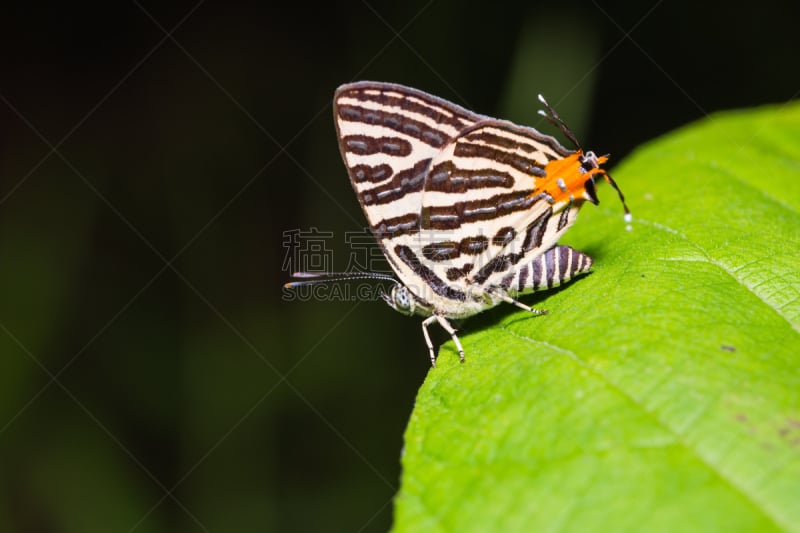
[0,1,798,532]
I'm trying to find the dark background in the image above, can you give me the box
[1,1,797,532]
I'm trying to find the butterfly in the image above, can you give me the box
[287,81,630,366]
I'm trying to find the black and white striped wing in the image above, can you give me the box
[415,120,584,293]
[333,81,487,276]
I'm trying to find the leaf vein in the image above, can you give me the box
[633,217,800,333]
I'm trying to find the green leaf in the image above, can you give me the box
[393,101,800,532]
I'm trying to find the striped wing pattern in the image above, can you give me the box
[333,81,610,363]
[415,121,584,304]
[334,81,485,253]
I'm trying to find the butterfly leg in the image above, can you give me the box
[486,287,548,316]
[422,314,465,366]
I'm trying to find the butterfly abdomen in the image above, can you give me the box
[511,245,593,295]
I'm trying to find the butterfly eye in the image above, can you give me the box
[579,151,600,173]
[390,285,415,316]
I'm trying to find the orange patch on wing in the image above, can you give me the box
[534,151,607,206]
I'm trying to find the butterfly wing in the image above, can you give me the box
[413,119,597,297]
[333,81,487,284]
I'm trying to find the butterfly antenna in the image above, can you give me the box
[537,94,581,150]
[604,172,632,219]
[594,167,633,225]
[284,271,398,289]
[539,95,633,225]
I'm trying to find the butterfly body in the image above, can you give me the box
[294,81,629,365]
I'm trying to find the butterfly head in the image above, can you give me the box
[576,151,607,204]
[581,151,631,220]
